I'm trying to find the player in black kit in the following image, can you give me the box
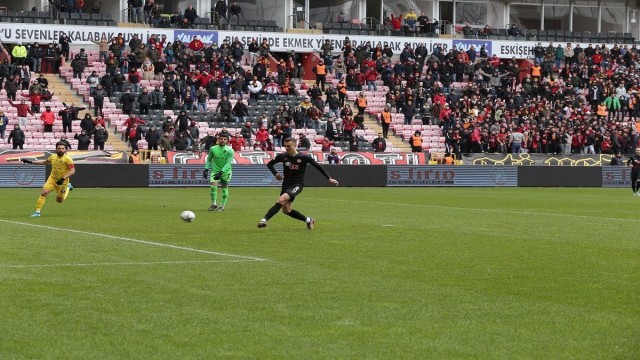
[627,147,640,196]
[258,137,339,229]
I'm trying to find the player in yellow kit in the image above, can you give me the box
[21,141,76,217]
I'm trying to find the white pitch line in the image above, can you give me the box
[0,260,258,269]
[0,219,268,262]
[306,197,640,223]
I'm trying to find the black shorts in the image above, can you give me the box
[280,184,304,202]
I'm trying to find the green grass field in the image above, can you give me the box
[0,187,638,359]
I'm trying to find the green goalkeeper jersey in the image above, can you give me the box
[206,144,234,173]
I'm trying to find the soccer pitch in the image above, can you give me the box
[0,187,638,359]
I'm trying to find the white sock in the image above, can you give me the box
[260,218,266,223]
[306,217,311,223]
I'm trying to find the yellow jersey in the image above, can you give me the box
[47,154,74,181]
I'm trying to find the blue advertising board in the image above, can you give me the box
[173,30,218,44]
[0,165,46,188]
[601,167,632,188]
[452,39,492,58]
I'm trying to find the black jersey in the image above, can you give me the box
[628,154,640,171]
[267,152,331,186]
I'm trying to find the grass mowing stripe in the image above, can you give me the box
[0,219,269,262]
[0,260,260,269]
[306,197,640,223]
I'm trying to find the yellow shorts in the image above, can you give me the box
[44,178,69,198]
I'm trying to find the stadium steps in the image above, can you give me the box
[363,113,412,152]
[45,74,129,151]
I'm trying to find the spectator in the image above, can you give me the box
[160,132,172,157]
[611,152,624,166]
[229,132,246,151]
[229,1,241,20]
[0,110,6,142]
[507,24,521,37]
[8,125,26,149]
[297,133,311,151]
[214,0,227,21]
[404,9,418,32]
[240,121,256,147]
[59,135,72,150]
[312,60,327,90]
[184,4,198,24]
[12,42,28,66]
[74,130,92,150]
[80,113,95,135]
[354,92,367,116]
[478,25,491,38]
[216,95,233,122]
[29,43,44,73]
[409,130,422,152]
[390,13,403,31]
[372,133,387,152]
[232,99,248,123]
[59,35,72,62]
[129,0,144,23]
[327,148,340,164]
[462,23,474,36]
[90,0,103,14]
[247,76,262,105]
[129,150,141,163]
[59,104,75,134]
[40,106,56,132]
[145,126,161,150]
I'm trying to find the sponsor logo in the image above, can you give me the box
[14,166,35,185]
[174,30,217,44]
[452,39,491,57]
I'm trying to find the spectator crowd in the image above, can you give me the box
[2,19,640,160]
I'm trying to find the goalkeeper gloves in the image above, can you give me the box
[213,171,223,181]
[56,178,65,185]
[202,169,209,179]
[21,159,32,164]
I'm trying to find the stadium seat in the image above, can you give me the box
[194,18,211,25]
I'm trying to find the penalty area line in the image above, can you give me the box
[0,219,268,262]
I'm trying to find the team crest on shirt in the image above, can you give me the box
[296,159,301,163]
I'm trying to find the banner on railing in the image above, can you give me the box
[461,153,622,166]
[0,23,621,59]
[0,150,127,164]
[166,151,427,165]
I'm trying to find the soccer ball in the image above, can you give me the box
[180,210,196,222]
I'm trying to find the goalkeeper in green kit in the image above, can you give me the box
[203,133,234,211]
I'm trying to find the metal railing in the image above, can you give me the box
[46,3,62,23]
[122,7,145,24]
[287,14,315,30]
[506,22,535,39]
[207,11,228,29]
[361,17,390,33]
[439,19,452,35]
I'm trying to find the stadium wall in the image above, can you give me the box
[4,164,630,188]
